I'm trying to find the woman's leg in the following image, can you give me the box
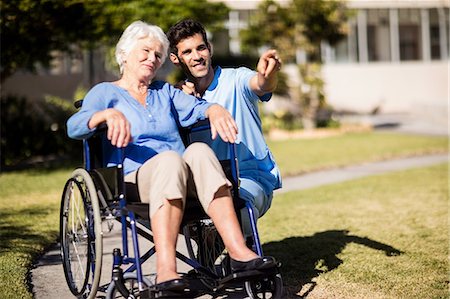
[151,198,183,283]
[207,186,258,262]
[133,151,188,283]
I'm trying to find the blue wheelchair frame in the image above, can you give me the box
[81,121,265,297]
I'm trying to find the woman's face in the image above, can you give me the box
[123,37,164,81]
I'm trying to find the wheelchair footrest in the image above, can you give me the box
[219,266,279,285]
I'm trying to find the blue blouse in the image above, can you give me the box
[67,81,212,174]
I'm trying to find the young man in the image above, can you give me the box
[167,19,282,235]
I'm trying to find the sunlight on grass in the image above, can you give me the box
[268,131,448,176]
[260,163,448,298]
[0,131,447,298]
[0,169,70,299]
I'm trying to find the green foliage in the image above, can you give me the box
[298,62,327,128]
[240,0,296,61]
[0,0,229,81]
[241,0,350,63]
[240,0,351,129]
[261,110,304,133]
[1,0,102,81]
[0,94,81,170]
[292,0,349,61]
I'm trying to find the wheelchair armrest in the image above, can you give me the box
[74,99,83,109]
[189,119,211,133]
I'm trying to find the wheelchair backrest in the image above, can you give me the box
[84,129,124,202]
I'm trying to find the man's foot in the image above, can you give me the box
[230,256,277,272]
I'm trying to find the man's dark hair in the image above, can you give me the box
[167,19,209,55]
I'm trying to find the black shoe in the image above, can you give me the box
[230,256,277,272]
[151,278,188,292]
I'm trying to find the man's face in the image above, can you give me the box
[173,33,212,79]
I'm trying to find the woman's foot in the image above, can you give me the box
[152,278,188,292]
[155,271,182,285]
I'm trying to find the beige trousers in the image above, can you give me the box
[125,142,232,218]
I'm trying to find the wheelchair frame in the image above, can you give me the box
[60,120,283,299]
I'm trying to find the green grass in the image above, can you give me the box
[0,168,71,299]
[0,131,447,298]
[260,163,448,298]
[268,131,448,176]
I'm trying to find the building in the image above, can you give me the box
[214,0,449,119]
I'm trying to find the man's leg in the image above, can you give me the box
[239,178,273,238]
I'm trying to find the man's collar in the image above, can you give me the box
[205,66,221,92]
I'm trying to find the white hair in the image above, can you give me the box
[115,20,169,74]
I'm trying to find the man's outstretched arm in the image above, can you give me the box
[250,49,282,96]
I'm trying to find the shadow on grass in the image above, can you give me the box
[263,230,403,298]
[0,205,59,255]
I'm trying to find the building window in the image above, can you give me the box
[332,19,358,62]
[398,9,422,61]
[429,8,441,60]
[445,7,450,58]
[367,9,391,61]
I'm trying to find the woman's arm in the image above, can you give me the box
[88,108,131,148]
[67,83,131,148]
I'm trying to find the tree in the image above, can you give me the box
[292,0,349,62]
[0,0,229,82]
[240,0,296,62]
[0,0,229,169]
[240,0,350,129]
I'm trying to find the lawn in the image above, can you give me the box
[260,163,448,298]
[0,169,70,299]
[0,131,448,298]
[269,131,448,176]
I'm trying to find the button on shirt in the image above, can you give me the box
[67,81,212,175]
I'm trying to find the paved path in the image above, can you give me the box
[278,153,448,194]
[31,153,448,299]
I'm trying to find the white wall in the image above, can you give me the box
[322,60,449,114]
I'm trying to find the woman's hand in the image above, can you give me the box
[205,104,238,143]
[89,108,131,148]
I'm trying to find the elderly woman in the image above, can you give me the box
[67,20,275,293]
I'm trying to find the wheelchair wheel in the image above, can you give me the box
[60,168,103,299]
[245,271,284,299]
[184,220,229,289]
[105,273,153,299]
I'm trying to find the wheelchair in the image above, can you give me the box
[60,113,284,298]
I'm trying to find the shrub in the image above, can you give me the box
[0,95,81,170]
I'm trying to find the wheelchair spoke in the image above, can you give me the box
[72,239,87,281]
